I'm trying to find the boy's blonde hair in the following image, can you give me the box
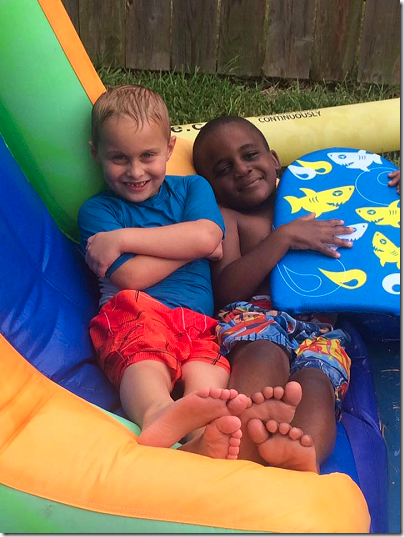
[91,84,171,148]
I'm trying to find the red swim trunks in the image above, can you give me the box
[90,290,230,388]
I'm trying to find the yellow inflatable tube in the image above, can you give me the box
[169,98,399,174]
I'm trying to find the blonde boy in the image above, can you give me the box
[79,86,251,459]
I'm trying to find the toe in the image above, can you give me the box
[265,419,279,434]
[301,433,314,447]
[278,422,292,435]
[262,386,274,399]
[215,415,241,434]
[247,418,269,444]
[283,381,302,407]
[288,426,304,441]
[250,391,265,404]
[273,386,285,400]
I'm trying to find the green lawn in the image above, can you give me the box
[98,67,400,165]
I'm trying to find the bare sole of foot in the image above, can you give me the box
[179,415,242,459]
[138,387,251,448]
[247,418,318,472]
[239,381,302,427]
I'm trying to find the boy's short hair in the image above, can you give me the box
[193,116,270,176]
[92,84,171,148]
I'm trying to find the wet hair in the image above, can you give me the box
[91,84,171,148]
[193,115,270,176]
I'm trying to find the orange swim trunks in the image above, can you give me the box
[90,290,230,388]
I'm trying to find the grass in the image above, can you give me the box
[98,67,400,165]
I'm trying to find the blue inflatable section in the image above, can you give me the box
[272,148,400,316]
[0,135,119,411]
[0,136,387,532]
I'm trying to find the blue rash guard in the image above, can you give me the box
[78,175,225,316]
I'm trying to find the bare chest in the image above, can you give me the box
[237,208,272,255]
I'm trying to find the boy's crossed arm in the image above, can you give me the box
[85,219,223,287]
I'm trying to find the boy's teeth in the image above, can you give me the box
[128,181,147,187]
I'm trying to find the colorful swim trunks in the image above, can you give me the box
[217,296,351,416]
[90,290,230,388]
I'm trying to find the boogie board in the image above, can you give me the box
[271,148,400,316]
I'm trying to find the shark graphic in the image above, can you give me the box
[328,223,368,251]
[288,159,333,180]
[356,200,400,228]
[284,185,354,217]
[327,150,382,172]
[372,231,400,270]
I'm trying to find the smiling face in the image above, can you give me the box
[194,120,280,210]
[91,115,176,203]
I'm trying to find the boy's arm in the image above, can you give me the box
[211,209,290,307]
[78,197,192,285]
[108,255,190,290]
[212,210,354,309]
[85,175,225,277]
[85,219,222,278]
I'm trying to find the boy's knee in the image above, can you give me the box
[291,367,334,398]
[229,340,289,370]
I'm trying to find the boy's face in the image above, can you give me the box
[196,123,280,210]
[91,115,176,203]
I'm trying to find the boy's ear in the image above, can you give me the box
[270,149,281,171]
[166,135,177,161]
[89,141,99,161]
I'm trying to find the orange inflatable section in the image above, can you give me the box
[38,0,105,104]
[0,334,369,532]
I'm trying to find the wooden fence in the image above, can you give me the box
[62,0,400,84]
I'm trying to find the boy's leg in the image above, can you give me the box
[246,333,350,472]
[290,367,336,466]
[178,360,249,459]
[225,340,302,464]
[120,360,173,429]
[247,368,332,472]
[125,359,250,450]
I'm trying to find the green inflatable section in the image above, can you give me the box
[0,485,253,533]
[0,0,105,242]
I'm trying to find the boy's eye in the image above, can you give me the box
[112,154,126,162]
[142,152,155,159]
[245,151,259,160]
[216,165,231,177]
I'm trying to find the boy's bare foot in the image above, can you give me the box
[179,415,243,460]
[138,387,251,448]
[239,381,302,426]
[247,418,318,472]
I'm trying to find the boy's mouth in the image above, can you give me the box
[125,180,150,191]
[239,177,262,191]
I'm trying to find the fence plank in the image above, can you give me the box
[310,0,363,82]
[358,0,400,84]
[263,0,316,79]
[61,0,400,84]
[171,0,218,73]
[126,0,170,71]
[217,0,266,77]
[78,0,126,68]
[61,0,79,33]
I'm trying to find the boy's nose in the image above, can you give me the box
[234,160,252,179]
[127,160,144,179]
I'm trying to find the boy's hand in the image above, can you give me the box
[282,213,354,258]
[388,170,400,194]
[86,230,124,278]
